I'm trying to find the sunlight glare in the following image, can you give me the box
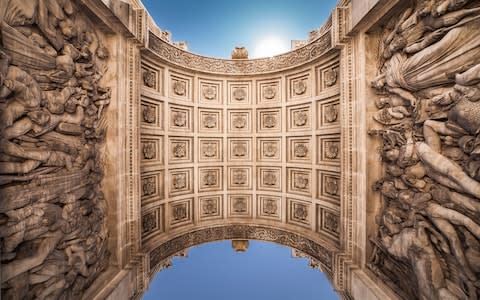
[252,36,290,58]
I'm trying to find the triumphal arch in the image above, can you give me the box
[1,0,479,299]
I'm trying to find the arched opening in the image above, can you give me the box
[143,240,339,300]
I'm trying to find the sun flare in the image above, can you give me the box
[252,36,290,58]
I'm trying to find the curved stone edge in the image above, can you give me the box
[146,29,333,75]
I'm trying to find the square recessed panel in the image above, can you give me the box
[199,79,222,104]
[287,136,312,163]
[287,198,311,227]
[257,108,281,132]
[168,137,193,164]
[198,167,223,192]
[142,206,163,238]
[199,138,223,162]
[169,72,193,102]
[141,63,163,94]
[317,205,340,240]
[141,170,164,204]
[257,79,281,104]
[317,97,340,129]
[169,198,193,227]
[257,195,281,220]
[198,195,223,220]
[317,134,340,165]
[317,170,341,203]
[228,109,252,133]
[287,104,312,131]
[141,135,163,167]
[141,97,163,130]
[257,138,282,162]
[227,166,252,190]
[198,108,222,133]
[287,71,311,101]
[228,138,252,161]
[257,166,282,192]
[316,59,340,96]
[169,104,193,132]
[228,81,252,105]
[227,194,252,217]
[169,168,194,197]
[287,168,312,196]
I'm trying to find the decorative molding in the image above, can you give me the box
[148,30,332,75]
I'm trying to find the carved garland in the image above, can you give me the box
[148,29,332,75]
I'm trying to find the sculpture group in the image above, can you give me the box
[369,1,480,299]
[0,0,110,298]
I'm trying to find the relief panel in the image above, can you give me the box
[287,104,311,131]
[198,108,222,133]
[316,97,340,129]
[287,71,311,101]
[169,198,194,227]
[198,195,223,220]
[198,138,223,162]
[169,104,193,132]
[169,168,194,197]
[257,195,282,220]
[287,168,312,196]
[287,198,311,227]
[169,72,193,102]
[168,137,193,164]
[141,96,164,130]
[257,108,281,133]
[141,170,165,204]
[228,109,252,133]
[287,136,312,163]
[227,194,253,218]
[257,78,281,104]
[317,134,340,165]
[227,166,252,190]
[198,167,223,192]
[141,135,164,166]
[257,138,282,162]
[228,81,252,105]
[317,170,340,203]
[257,166,282,192]
[199,79,222,105]
[228,138,252,162]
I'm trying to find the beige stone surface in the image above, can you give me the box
[1,0,478,299]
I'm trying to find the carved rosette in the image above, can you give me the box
[143,69,156,88]
[202,143,217,157]
[263,143,278,157]
[203,86,216,100]
[202,199,218,215]
[143,142,156,159]
[143,105,156,123]
[293,111,308,126]
[263,199,278,215]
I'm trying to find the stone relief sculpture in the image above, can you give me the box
[369,1,480,299]
[0,0,110,298]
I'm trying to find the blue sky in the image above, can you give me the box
[140,1,339,299]
[142,0,338,58]
[143,241,339,300]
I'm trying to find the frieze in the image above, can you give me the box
[149,225,333,272]
[148,29,332,75]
